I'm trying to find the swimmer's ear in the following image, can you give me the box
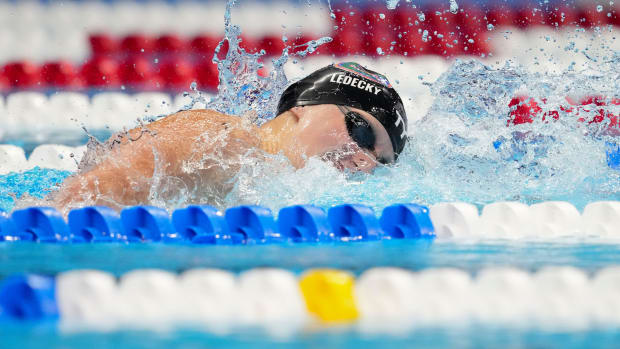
[289,106,305,120]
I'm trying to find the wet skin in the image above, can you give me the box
[50,105,395,212]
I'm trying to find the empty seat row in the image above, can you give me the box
[0,1,331,37]
[430,201,620,238]
[4,265,620,329]
[0,144,87,174]
[0,2,616,64]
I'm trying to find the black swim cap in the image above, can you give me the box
[277,62,408,159]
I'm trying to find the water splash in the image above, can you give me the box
[449,0,459,14]
[224,59,619,213]
[204,0,331,124]
[2,4,619,217]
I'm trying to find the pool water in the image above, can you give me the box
[4,324,620,349]
[1,2,619,348]
[3,240,620,277]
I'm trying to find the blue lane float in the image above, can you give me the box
[172,205,234,244]
[0,274,58,320]
[0,203,435,244]
[327,204,383,242]
[0,210,17,241]
[10,207,69,242]
[225,205,281,244]
[68,206,123,243]
[380,204,435,239]
[121,206,176,243]
[278,205,332,243]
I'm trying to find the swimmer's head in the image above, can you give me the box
[276,62,408,172]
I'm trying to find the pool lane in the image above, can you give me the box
[2,239,620,277]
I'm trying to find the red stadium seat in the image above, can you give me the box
[513,8,538,28]
[485,6,515,27]
[190,34,228,60]
[238,35,258,54]
[189,34,220,55]
[120,34,154,56]
[328,28,364,56]
[576,7,609,28]
[2,61,42,89]
[194,60,219,91]
[258,35,286,56]
[158,58,195,91]
[119,57,161,89]
[155,34,187,54]
[394,29,430,57]
[361,28,395,57]
[41,61,81,89]
[89,33,119,57]
[0,73,8,91]
[609,8,619,26]
[455,8,486,33]
[362,6,394,32]
[423,9,462,57]
[80,57,120,88]
[544,6,576,27]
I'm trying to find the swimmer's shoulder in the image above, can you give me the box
[152,108,249,130]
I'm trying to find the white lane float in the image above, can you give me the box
[429,202,480,238]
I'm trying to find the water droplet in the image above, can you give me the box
[154,58,159,64]
[379,13,386,19]
[417,12,425,21]
[487,23,494,31]
[376,47,385,55]
[386,0,399,10]
[417,75,424,80]
[468,38,474,44]
[597,5,603,12]
[422,30,429,42]
[450,0,459,14]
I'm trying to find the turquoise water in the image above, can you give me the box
[1,3,619,349]
[3,241,620,348]
[2,240,620,277]
[3,324,620,349]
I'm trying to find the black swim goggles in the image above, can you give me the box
[337,105,390,165]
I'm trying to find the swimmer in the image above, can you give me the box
[50,62,408,211]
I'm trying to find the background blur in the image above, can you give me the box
[0,0,616,92]
[0,0,617,149]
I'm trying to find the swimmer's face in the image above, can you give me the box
[290,104,395,173]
